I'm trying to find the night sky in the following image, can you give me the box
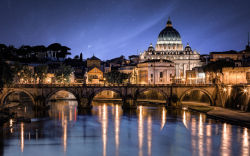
[0,0,250,60]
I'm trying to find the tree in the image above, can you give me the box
[55,64,74,83]
[105,70,130,84]
[80,53,83,61]
[0,61,14,91]
[74,55,79,59]
[35,65,48,84]
[48,43,71,60]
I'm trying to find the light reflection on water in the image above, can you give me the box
[1,100,250,156]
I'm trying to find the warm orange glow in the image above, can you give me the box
[138,106,144,156]
[221,123,231,156]
[206,122,212,156]
[9,119,13,133]
[161,107,167,130]
[63,120,67,153]
[102,104,108,156]
[198,114,203,156]
[20,123,24,152]
[223,88,227,92]
[191,117,197,155]
[115,105,121,155]
[242,128,249,156]
[147,116,152,156]
[183,111,187,128]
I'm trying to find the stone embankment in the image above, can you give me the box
[183,102,250,127]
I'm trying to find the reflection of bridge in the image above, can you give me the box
[0,84,249,109]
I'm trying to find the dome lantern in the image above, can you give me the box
[166,17,172,27]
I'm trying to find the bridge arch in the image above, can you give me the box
[136,88,169,103]
[90,88,122,104]
[93,88,122,97]
[0,89,35,107]
[45,89,80,105]
[179,88,214,106]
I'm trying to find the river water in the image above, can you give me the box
[0,100,250,156]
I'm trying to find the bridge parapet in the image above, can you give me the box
[0,84,249,110]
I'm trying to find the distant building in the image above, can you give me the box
[139,18,202,81]
[222,67,250,84]
[210,50,242,62]
[209,38,250,67]
[86,67,104,84]
[87,55,101,68]
[133,59,175,84]
[186,67,206,84]
[85,55,103,84]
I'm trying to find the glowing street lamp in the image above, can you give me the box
[243,88,247,93]
[223,88,227,92]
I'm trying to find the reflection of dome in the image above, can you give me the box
[155,18,183,51]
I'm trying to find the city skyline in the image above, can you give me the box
[0,0,250,59]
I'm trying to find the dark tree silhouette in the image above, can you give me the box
[0,61,14,91]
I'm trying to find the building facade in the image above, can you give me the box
[133,59,175,84]
[222,67,250,84]
[139,18,202,81]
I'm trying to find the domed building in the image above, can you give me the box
[139,18,203,82]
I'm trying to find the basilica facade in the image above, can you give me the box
[139,18,202,81]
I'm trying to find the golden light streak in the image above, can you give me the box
[115,105,120,156]
[9,119,13,133]
[242,128,249,156]
[183,111,187,128]
[221,123,231,156]
[63,119,67,153]
[69,107,72,121]
[161,107,166,130]
[147,116,152,156]
[138,106,144,156]
[191,117,197,156]
[74,107,77,121]
[198,114,204,156]
[206,122,212,156]
[102,104,108,156]
[20,123,24,152]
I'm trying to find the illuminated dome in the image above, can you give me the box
[155,18,183,51]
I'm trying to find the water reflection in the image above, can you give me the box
[1,101,250,156]
[221,123,232,156]
[161,107,166,130]
[138,106,144,156]
[147,116,152,156]
[242,128,249,156]
[20,122,24,152]
[102,104,108,156]
[115,104,121,156]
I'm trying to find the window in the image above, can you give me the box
[160,72,163,78]
[151,74,153,78]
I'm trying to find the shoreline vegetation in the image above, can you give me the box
[1,98,250,128]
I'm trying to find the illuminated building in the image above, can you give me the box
[85,55,104,84]
[134,59,175,84]
[222,67,250,84]
[140,18,202,81]
[186,67,206,84]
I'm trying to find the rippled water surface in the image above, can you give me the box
[0,101,250,156]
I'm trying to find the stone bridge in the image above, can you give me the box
[0,84,249,110]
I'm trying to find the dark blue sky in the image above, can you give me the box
[0,0,249,59]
